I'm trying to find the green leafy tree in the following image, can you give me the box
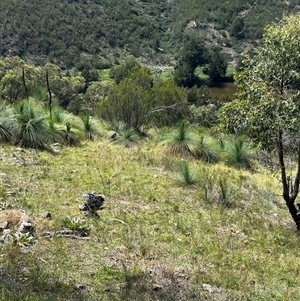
[152,79,188,127]
[230,16,245,39]
[219,14,300,229]
[204,46,228,81]
[174,61,197,88]
[100,66,154,131]
[109,58,140,84]
[81,68,99,91]
[83,81,112,115]
[174,35,208,87]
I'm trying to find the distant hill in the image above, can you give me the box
[0,0,299,68]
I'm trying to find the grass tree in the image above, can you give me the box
[0,101,16,143]
[194,135,218,163]
[173,161,197,186]
[110,121,139,147]
[50,106,82,146]
[79,114,102,141]
[160,121,199,156]
[13,99,51,149]
[221,136,256,169]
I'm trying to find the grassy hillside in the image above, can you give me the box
[1,136,299,301]
[0,0,299,68]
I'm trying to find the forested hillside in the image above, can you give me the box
[0,0,299,68]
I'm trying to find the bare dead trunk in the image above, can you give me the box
[22,66,29,100]
[46,69,53,124]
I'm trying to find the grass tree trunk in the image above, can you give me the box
[46,69,53,125]
[22,66,29,100]
[278,130,300,229]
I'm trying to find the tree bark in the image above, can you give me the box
[278,130,300,229]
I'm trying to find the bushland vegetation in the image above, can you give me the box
[2,11,300,301]
[0,0,298,69]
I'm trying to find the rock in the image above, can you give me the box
[107,131,117,139]
[41,212,52,219]
[17,222,33,234]
[79,192,105,218]
[43,231,54,238]
[152,284,163,291]
[0,229,11,242]
[202,283,220,294]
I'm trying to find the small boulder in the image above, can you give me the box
[79,192,105,218]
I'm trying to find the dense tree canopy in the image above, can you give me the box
[0,0,297,68]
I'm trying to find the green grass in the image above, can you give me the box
[0,137,298,300]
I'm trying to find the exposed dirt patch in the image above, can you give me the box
[0,209,30,230]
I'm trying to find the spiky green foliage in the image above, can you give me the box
[79,114,102,141]
[13,99,51,149]
[194,135,218,163]
[110,120,126,134]
[173,161,197,186]
[218,177,232,207]
[197,166,215,203]
[62,216,90,235]
[50,106,82,146]
[161,121,199,156]
[114,127,139,148]
[31,87,48,102]
[0,102,16,143]
[222,136,256,169]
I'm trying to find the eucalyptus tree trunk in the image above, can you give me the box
[278,130,300,229]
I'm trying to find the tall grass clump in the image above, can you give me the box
[197,166,216,203]
[221,136,257,169]
[13,99,51,149]
[160,121,199,156]
[217,176,233,207]
[173,161,197,186]
[0,101,16,143]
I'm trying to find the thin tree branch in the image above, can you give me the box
[149,103,182,114]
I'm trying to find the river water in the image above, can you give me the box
[207,82,237,101]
